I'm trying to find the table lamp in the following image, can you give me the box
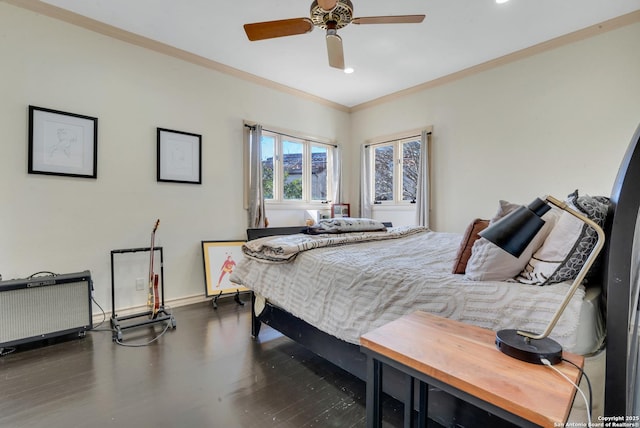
[479,195,605,364]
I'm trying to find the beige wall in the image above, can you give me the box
[2,2,639,313]
[351,22,640,232]
[0,3,351,310]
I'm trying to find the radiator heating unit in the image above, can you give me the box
[0,270,93,348]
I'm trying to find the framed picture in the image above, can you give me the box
[332,203,350,218]
[28,105,98,178]
[202,241,248,297]
[157,128,202,184]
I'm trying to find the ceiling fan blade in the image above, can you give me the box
[326,31,345,70]
[317,0,338,11]
[244,18,314,41]
[351,15,425,25]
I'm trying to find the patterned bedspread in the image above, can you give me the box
[230,229,592,353]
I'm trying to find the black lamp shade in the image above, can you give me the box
[479,198,551,258]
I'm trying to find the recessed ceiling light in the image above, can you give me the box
[344,67,354,74]
[496,0,510,3]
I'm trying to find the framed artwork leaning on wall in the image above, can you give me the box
[201,240,248,298]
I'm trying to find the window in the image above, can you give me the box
[370,136,421,204]
[261,130,333,203]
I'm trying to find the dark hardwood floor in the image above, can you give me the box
[0,298,419,428]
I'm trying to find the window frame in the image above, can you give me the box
[261,130,334,206]
[369,135,422,206]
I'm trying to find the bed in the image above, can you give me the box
[231,123,640,426]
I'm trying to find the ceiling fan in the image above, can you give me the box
[243,0,425,70]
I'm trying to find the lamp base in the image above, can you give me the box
[495,329,562,365]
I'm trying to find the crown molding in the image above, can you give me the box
[5,0,350,113]
[351,9,640,112]
[7,1,639,114]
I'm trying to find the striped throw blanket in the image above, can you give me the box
[242,225,429,263]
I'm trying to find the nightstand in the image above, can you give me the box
[360,311,584,427]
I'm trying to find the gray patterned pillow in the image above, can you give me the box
[516,190,609,285]
[307,218,387,234]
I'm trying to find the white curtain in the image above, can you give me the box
[331,145,342,205]
[360,145,373,219]
[247,124,266,228]
[415,130,430,227]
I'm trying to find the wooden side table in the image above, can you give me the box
[360,311,584,428]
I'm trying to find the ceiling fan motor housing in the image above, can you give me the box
[310,0,354,29]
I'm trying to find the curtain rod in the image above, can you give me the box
[364,131,431,148]
[245,123,337,148]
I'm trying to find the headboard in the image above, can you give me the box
[247,226,309,240]
[603,122,640,416]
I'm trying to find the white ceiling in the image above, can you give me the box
[39,0,640,108]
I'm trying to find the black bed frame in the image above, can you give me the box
[602,122,640,417]
[246,123,640,424]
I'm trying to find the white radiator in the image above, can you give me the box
[0,271,92,348]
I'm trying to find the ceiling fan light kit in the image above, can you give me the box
[243,0,425,70]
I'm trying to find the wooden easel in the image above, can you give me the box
[212,289,245,309]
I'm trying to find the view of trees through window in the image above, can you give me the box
[373,138,421,203]
[311,147,328,200]
[402,140,420,201]
[260,131,331,203]
[374,145,394,201]
[282,141,303,200]
[260,134,275,199]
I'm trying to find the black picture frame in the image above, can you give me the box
[157,127,202,184]
[28,105,98,179]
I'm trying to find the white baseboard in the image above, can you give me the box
[91,293,210,325]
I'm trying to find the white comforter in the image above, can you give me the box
[230,229,587,352]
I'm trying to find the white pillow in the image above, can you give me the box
[489,200,520,223]
[464,201,560,281]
